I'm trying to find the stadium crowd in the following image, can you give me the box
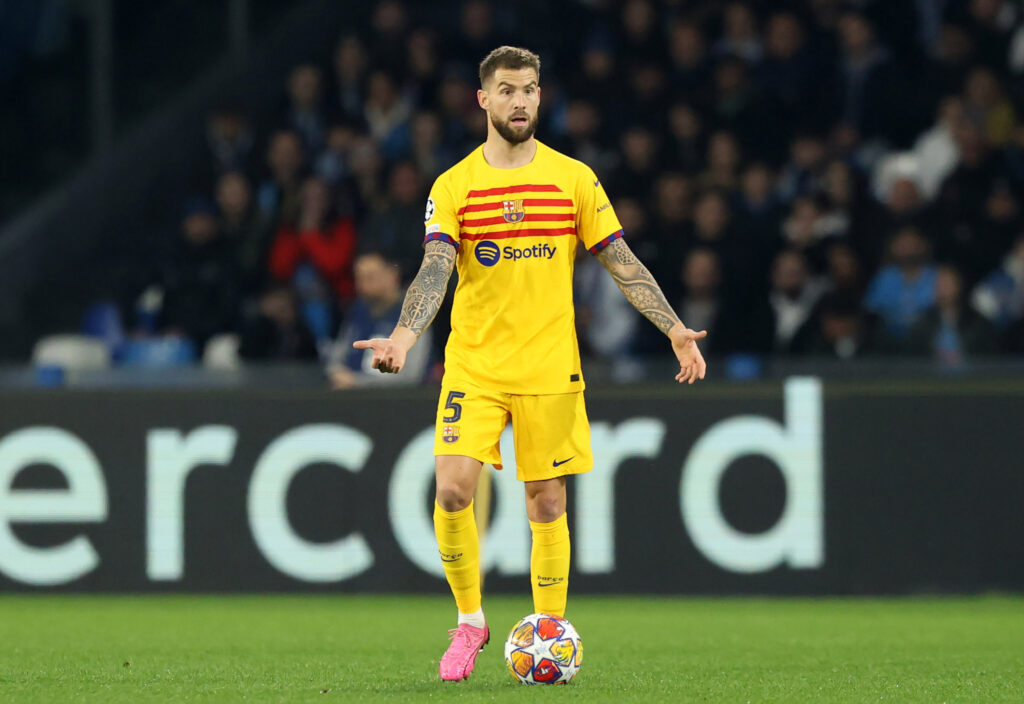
[111,0,1024,381]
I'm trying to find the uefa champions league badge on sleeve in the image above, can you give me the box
[424,197,435,222]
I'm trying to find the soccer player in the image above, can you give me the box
[353,46,707,681]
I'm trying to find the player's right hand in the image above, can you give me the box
[352,337,408,374]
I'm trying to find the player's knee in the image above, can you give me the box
[528,495,565,524]
[435,482,473,512]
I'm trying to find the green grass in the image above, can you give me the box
[0,595,1022,703]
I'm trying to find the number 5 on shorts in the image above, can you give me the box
[443,391,466,422]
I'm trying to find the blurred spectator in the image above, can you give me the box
[713,2,762,64]
[768,249,826,354]
[610,126,660,199]
[368,0,409,74]
[158,198,240,349]
[912,96,964,200]
[905,264,1000,361]
[238,285,317,361]
[758,11,818,134]
[327,251,431,388]
[833,12,909,144]
[215,171,271,297]
[781,195,846,261]
[668,19,709,94]
[257,129,306,229]
[574,242,642,381]
[409,111,456,183]
[269,177,357,344]
[677,248,721,341]
[359,161,425,279]
[736,162,782,244]
[822,159,863,236]
[932,22,977,98]
[964,0,1016,73]
[709,55,775,160]
[666,102,705,175]
[364,70,413,160]
[553,99,614,176]
[776,132,828,201]
[621,0,666,67]
[406,28,442,108]
[447,0,507,67]
[315,123,358,187]
[698,131,742,191]
[282,64,327,153]
[611,197,653,262]
[437,70,476,154]
[935,119,1019,280]
[972,232,1024,329]
[576,39,625,126]
[824,240,866,300]
[648,172,692,295]
[674,247,755,354]
[1003,122,1024,184]
[863,227,938,339]
[801,292,878,359]
[963,66,1016,146]
[331,35,369,125]
[862,174,933,268]
[346,134,386,218]
[690,188,732,248]
[625,62,670,130]
[202,106,255,190]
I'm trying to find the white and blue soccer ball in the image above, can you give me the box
[504,613,583,685]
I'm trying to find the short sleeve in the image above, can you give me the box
[423,173,460,250]
[575,165,623,254]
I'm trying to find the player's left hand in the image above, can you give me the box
[668,324,707,384]
[352,337,408,374]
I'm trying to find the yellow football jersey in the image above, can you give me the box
[423,140,623,394]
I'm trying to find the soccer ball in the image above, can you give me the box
[504,613,583,685]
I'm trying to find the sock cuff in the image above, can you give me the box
[529,512,568,534]
[434,500,474,520]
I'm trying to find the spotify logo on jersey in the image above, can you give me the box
[475,241,501,267]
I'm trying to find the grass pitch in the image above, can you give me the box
[0,595,1021,703]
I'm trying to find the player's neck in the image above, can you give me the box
[481,135,537,169]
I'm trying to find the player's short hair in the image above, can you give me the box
[478,46,541,87]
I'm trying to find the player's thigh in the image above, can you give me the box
[434,378,511,469]
[510,391,593,482]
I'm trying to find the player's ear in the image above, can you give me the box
[477,88,488,110]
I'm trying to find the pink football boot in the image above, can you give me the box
[439,623,490,681]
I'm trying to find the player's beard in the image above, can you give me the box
[490,110,538,144]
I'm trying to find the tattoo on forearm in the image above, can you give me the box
[397,240,456,336]
[596,238,680,334]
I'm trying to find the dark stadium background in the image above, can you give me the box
[0,0,1022,596]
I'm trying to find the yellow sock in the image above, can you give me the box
[433,500,481,614]
[530,513,570,617]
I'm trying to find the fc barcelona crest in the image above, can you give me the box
[442,425,460,443]
[502,199,526,224]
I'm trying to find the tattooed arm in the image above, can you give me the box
[352,240,456,374]
[595,237,708,383]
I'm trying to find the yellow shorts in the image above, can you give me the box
[433,378,593,482]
